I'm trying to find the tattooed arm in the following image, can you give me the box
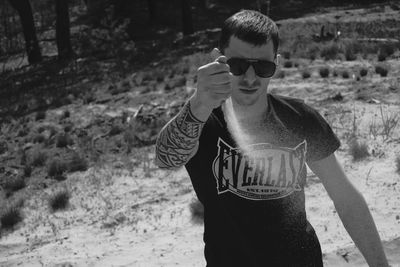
[155,51,232,169]
[155,99,208,169]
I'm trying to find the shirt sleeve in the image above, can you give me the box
[301,103,341,163]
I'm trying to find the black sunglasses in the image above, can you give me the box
[226,58,276,78]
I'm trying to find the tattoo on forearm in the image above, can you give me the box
[156,101,205,168]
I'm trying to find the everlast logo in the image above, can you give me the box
[212,138,306,200]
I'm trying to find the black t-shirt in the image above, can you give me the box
[185,94,340,267]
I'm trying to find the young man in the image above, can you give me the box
[155,10,389,267]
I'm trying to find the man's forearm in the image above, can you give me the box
[155,100,206,169]
[335,192,389,267]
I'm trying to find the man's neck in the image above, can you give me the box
[230,95,268,124]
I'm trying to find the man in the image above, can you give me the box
[155,9,389,267]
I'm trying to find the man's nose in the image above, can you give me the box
[243,65,258,86]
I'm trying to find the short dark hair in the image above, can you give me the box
[219,10,279,56]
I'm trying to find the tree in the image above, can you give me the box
[8,0,42,64]
[147,0,157,23]
[55,0,73,59]
[181,0,194,35]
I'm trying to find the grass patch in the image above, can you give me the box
[301,70,311,79]
[319,67,329,78]
[283,60,293,68]
[56,133,73,148]
[282,51,291,59]
[47,158,68,177]
[68,152,88,173]
[35,111,46,121]
[377,52,387,62]
[49,190,70,212]
[3,177,26,194]
[349,139,369,161]
[375,65,389,77]
[32,134,46,144]
[1,205,23,230]
[109,124,123,136]
[379,105,399,141]
[320,42,340,61]
[359,68,368,77]
[23,165,32,177]
[62,110,70,119]
[396,155,400,175]
[189,199,204,224]
[345,46,357,61]
[274,70,285,79]
[31,149,48,167]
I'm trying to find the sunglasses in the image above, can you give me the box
[226,58,276,78]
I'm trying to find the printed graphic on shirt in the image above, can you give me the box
[212,138,306,200]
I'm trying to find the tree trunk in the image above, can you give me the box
[147,0,157,24]
[8,0,42,64]
[181,0,193,35]
[55,0,73,59]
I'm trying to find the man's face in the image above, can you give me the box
[223,36,276,107]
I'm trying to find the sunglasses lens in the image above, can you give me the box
[254,61,276,78]
[227,58,249,76]
[227,58,276,78]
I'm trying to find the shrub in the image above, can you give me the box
[32,134,46,144]
[379,43,395,57]
[189,199,204,224]
[3,177,26,193]
[345,47,357,61]
[283,61,293,68]
[396,155,400,175]
[282,51,291,59]
[320,42,340,60]
[375,65,388,77]
[49,190,70,212]
[379,105,399,140]
[35,111,46,121]
[359,68,368,77]
[56,134,73,148]
[62,110,70,119]
[274,70,285,79]
[319,67,329,78]
[109,124,123,136]
[31,150,48,167]
[377,52,387,62]
[47,158,68,177]
[342,71,350,79]
[23,165,32,177]
[64,124,73,133]
[301,70,311,79]
[332,69,338,77]
[0,205,23,229]
[306,43,319,61]
[68,152,88,173]
[349,139,369,161]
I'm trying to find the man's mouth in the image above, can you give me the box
[239,88,258,94]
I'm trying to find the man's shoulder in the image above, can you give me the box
[268,93,312,116]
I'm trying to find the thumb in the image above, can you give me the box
[215,55,228,64]
[210,47,223,61]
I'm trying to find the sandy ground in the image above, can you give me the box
[0,147,399,267]
[1,64,400,266]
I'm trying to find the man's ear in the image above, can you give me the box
[275,53,280,66]
[210,48,223,61]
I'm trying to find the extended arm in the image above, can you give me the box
[155,100,206,169]
[308,153,389,267]
[155,52,232,169]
